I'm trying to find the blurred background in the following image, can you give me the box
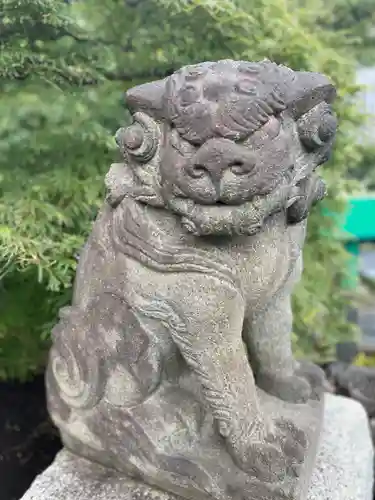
[0,0,375,498]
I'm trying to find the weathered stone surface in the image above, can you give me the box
[20,394,374,500]
[44,60,339,500]
[307,394,374,500]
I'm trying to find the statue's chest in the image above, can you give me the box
[227,219,306,308]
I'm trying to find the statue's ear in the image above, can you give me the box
[287,175,327,224]
[285,71,336,120]
[126,78,167,120]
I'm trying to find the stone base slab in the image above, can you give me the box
[20,394,374,500]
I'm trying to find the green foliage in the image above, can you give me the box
[326,0,375,32]
[0,0,368,378]
[0,0,104,85]
[0,83,119,288]
[293,0,375,65]
[348,143,375,190]
[0,269,70,380]
[353,352,375,367]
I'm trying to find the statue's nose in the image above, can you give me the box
[187,139,230,182]
[187,138,254,180]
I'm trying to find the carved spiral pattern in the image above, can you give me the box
[51,349,103,410]
[297,103,337,151]
[49,310,106,410]
[115,112,160,163]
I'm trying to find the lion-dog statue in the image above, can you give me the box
[46,59,338,500]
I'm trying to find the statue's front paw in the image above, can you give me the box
[274,417,307,461]
[226,418,307,482]
[243,419,307,482]
[273,418,308,479]
[256,372,312,403]
[226,419,285,482]
[244,441,287,483]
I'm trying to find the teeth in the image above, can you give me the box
[286,196,303,208]
[290,186,301,197]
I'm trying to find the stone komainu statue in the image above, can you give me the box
[46,60,338,500]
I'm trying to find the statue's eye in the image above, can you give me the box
[180,84,200,106]
[229,160,247,175]
[115,112,158,163]
[228,153,257,176]
[189,164,208,179]
[235,79,257,96]
[298,105,337,151]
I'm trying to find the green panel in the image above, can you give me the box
[343,197,375,241]
[327,196,375,289]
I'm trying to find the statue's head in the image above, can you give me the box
[108,60,337,235]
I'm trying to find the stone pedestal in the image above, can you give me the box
[307,394,373,500]
[20,394,374,500]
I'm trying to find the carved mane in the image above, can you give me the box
[110,197,242,290]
